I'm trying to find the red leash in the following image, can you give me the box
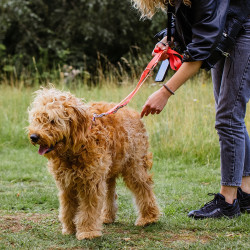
[92,48,183,121]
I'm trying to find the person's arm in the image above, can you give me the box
[141,60,202,118]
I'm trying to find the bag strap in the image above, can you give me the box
[167,4,175,44]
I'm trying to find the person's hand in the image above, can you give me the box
[152,37,169,61]
[141,86,171,118]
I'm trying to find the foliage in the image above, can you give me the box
[0,0,166,82]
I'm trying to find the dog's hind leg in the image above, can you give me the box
[58,187,78,235]
[122,160,160,226]
[74,180,106,240]
[102,177,118,224]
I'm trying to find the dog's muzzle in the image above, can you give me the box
[30,134,40,143]
[29,133,55,155]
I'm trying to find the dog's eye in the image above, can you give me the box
[50,120,55,125]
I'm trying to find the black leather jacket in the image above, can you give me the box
[170,0,250,69]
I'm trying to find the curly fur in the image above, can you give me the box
[131,0,191,19]
[28,88,160,240]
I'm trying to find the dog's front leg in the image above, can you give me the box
[58,187,78,235]
[74,180,106,240]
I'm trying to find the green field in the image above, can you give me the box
[0,77,250,249]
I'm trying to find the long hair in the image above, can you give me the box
[131,0,191,19]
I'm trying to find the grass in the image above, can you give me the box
[0,76,250,249]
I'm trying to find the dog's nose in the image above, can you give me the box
[30,134,39,143]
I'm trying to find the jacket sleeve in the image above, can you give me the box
[183,0,230,64]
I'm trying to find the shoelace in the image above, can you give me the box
[200,193,221,212]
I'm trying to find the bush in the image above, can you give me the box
[0,0,166,82]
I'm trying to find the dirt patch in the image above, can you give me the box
[0,212,52,233]
[110,228,213,246]
[164,230,213,244]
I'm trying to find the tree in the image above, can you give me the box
[0,0,166,80]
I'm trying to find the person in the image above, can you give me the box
[131,0,250,219]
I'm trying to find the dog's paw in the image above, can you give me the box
[62,227,75,235]
[76,231,102,240]
[102,216,115,224]
[135,217,158,227]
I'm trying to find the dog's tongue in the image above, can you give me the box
[38,145,49,155]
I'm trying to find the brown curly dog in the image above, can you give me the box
[28,88,160,240]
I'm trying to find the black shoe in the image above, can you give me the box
[237,187,250,213]
[188,193,241,219]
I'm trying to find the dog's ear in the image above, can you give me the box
[68,104,91,153]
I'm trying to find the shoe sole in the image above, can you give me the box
[227,212,241,219]
[190,212,241,220]
[240,208,250,214]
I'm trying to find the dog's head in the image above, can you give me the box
[28,88,91,157]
